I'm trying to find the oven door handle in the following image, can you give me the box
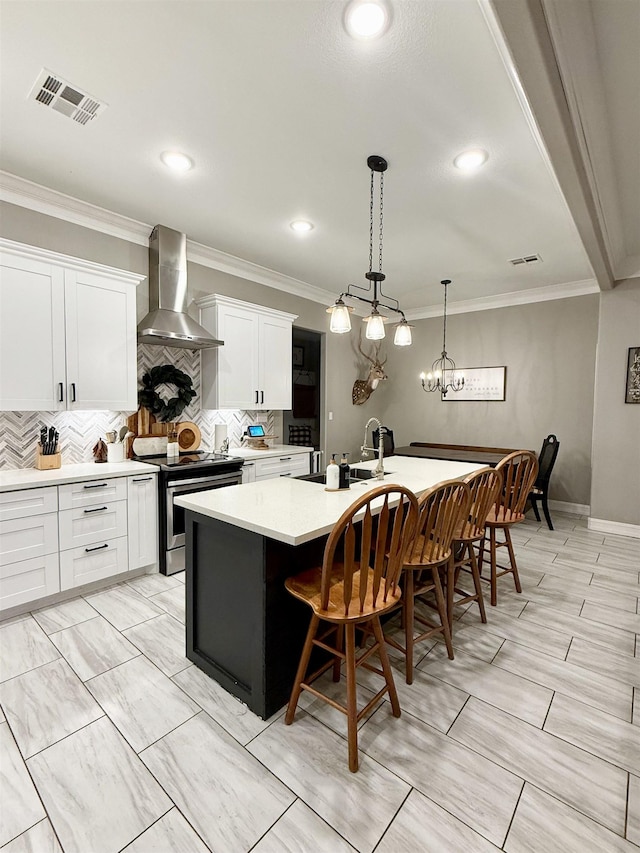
[166,473,242,492]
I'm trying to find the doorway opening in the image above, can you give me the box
[284,328,323,467]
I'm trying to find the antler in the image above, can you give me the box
[357,328,377,365]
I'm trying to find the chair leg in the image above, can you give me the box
[478,534,486,576]
[446,554,454,631]
[372,616,400,718]
[490,527,498,607]
[432,567,454,660]
[333,624,344,682]
[505,528,522,593]
[285,614,320,725]
[541,496,554,530]
[344,622,359,773]
[468,543,487,623]
[404,570,415,685]
[531,498,541,522]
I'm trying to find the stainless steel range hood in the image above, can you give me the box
[137,225,223,349]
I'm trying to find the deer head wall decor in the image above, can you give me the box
[352,336,388,406]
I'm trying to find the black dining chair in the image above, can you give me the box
[372,426,395,457]
[528,434,560,530]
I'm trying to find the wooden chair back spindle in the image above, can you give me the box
[495,451,539,521]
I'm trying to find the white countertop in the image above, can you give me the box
[0,460,159,492]
[229,444,314,460]
[175,455,484,546]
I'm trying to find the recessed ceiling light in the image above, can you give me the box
[344,0,389,39]
[160,151,194,173]
[453,149,489,172]
[290,220,314,233]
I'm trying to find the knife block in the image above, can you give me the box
[35,445,61,470]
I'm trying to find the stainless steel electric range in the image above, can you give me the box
[131,451,245,575]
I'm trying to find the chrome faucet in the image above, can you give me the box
[361,417,385,479]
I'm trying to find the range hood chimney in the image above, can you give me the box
[137,225,223,349]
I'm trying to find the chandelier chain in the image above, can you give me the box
[369,169,374,274]
[442,279,448,353]
[378,171,384,273]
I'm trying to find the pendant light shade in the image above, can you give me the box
[327,155,412,346]
[393,318,413,346]
[327,298,353,333]
[364,309,386,340]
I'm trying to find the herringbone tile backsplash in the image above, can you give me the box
[0,345,276,469]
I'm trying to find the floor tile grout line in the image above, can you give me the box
[370,787,413,853]
[113,804,177,853]
[0,653,64,687]
[489,655,634,724]
[2,719,67,853]
[499,779,526,850]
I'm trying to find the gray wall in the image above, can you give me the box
[590,280,640,525]
[373,296,600,506]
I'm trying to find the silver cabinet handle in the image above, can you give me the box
[132,477,153,482]
[83,506,107,514]
[84,483,107,489]
[85,543,109,553]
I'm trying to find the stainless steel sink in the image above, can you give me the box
[294,469,393,486]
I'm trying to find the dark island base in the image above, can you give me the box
[185,510,329,719]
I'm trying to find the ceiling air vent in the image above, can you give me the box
[508,254,543,266]
[29,69,107,125]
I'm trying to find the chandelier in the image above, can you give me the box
[327,155,413,346]
[420,279,464,396]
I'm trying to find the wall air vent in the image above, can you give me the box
[28,69,107,125]
[508,254,543,266]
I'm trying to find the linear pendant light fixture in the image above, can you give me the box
[420,279,464,396]
[327,155,413,346]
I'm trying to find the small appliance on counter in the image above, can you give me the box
[35,424,61,469]
[242,424,276,450]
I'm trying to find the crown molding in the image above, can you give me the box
[187,240,334,306]
[0,171,151,246]
[0,170,334,306]
[0,170,605,316]
[405,278,600,320]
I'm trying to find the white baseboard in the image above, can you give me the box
[588,517,640,539]
[548,499,590,516]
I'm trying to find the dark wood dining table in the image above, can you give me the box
[394,442,526,467]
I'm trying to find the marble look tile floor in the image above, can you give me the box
[0,511,638,852]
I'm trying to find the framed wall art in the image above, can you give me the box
[292,345,305,368]
[442,366,506,401]
[625,346,640,403]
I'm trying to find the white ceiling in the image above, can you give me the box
[0,0,637,314]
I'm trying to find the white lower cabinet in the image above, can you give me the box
[60,537,129,591]
[254,453,310,481]
[127,474,158,570]
[0,486,60,610]
[0,553,60,611]
[0,472,158,612]
[241,462,256,484]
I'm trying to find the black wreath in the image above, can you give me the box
[138,364,197,423]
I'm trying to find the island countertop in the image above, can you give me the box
[175,455,485,546]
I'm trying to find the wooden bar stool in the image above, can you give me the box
[386,478,471,684]
[479,451,539,606]
[449,467,503,624]
[284,484,418,772]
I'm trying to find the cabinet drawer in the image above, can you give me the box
[0,486,58,522]
[58,477,127,510]
[0,553,60,612]
[254,454,310,480]
[0,513,58,566]
[60,536,128,591]
[59,501,128,551]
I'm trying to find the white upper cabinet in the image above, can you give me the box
[0,239,143,412]
[198,294,297,410]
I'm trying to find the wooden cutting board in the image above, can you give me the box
[126,408,156,457]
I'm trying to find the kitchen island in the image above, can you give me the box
[176,455,484,718]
